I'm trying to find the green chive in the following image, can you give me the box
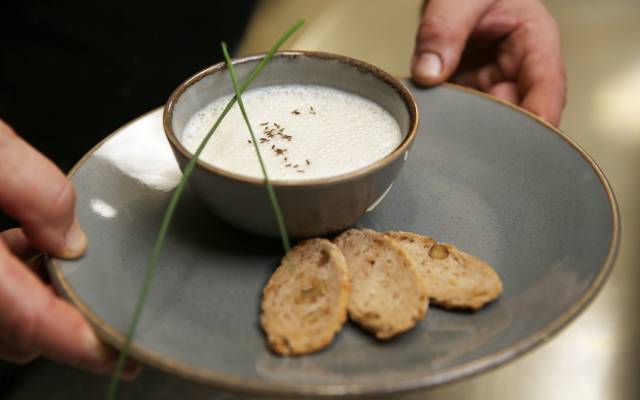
[221,43,291,253]
[106,19,304,400]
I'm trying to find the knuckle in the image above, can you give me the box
[518,20,539,46]
[44,179,76,223]
[418,15,461,42]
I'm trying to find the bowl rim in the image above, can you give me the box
[162,50,419,187]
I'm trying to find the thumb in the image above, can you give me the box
[0,119,87,259]
[412,0,495,85]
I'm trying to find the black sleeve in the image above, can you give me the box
[0,0,256,231]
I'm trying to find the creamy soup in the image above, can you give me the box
[181,84,402,180]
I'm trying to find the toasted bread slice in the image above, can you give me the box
[386,231,502,310]
[261,238,350,356]
[334,229,428,339]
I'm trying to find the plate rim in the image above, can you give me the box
[47,83,621,397]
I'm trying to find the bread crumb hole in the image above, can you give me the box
[429,244,450,260]
[317,251,330,266]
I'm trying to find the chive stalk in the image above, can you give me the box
[106,19,304,400]
[221,42,291,253]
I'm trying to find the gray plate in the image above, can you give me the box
[48,83,619,398]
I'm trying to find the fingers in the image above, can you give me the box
[518,42,566,125]
[453,66,521,104]
[520,74,566,127]
[488,81,521,104]
[412,0,496,85]
[0,120,87,259]
[1,228,39,261]
[0,228,49,280]
[453,63,505,92]
[515,9,566,126]
[0,242,140,379]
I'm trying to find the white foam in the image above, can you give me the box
[181,84,402,180]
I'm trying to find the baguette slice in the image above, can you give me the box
[386,231,502,310]
[261,238,350,356]
[335,229,428,339]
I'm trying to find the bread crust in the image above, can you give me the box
[261,238,350,356]
[386,231,502,310]
[335,229,429,339]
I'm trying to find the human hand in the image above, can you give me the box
[0,119,139,378]
[411,0,566,126]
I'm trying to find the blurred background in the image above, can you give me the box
[3,0,639,399]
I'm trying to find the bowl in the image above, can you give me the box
[163,51,418,237]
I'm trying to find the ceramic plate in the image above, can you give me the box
[48,82,619,398]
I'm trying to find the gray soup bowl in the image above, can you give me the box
[163,51,418,238]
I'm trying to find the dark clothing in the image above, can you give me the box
[0,0,254,227]
[0,0,255,389]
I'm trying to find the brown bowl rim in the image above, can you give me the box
[162,50,419,187]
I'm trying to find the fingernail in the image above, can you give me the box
[416,53,442,80]
[63,220,88,259]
